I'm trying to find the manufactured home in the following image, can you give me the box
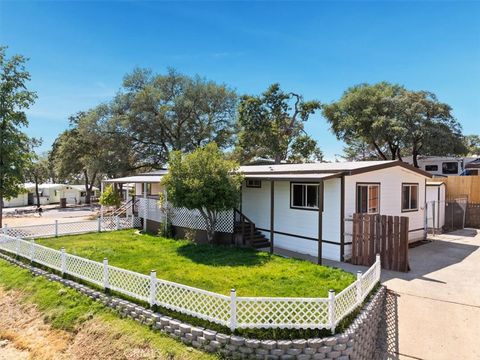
[2,192,29,208]
[239,160,432,261]
[404,156,480,177]
[103,161,431,263]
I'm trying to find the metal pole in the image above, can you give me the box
[143,183,147,232]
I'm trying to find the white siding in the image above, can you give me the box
[241,179,342,261]
[3,193,29,207]
[344,167,427,254]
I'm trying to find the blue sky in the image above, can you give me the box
[1,1,479,161]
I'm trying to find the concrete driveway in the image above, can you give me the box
[378,229,480,360]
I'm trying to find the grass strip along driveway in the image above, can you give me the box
[37,230,355,298]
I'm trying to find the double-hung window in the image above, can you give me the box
[291,183,318,209]
[356,184,380,214]
[402,183,419,212]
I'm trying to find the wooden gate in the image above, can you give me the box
[351,213,410,272]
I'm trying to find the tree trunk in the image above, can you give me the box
[35,176,40,207]
[0,195,3,229]
[274,153,282,165]
[84,170,92,205]
[372,142,388,160]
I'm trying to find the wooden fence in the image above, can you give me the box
[351,213,409,272]
[439,176,480,203]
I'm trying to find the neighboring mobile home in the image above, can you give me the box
[239,160,432,261]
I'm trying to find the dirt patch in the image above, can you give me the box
[0,288,72,359]
[0,287,184,360]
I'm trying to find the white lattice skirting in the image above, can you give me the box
[0,234,381,331]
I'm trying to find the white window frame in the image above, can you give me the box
[356,183,380,214]
[402,183,419,212]
[290,183,319,210]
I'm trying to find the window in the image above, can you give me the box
[356,184,380,214]
[246,179,261,188]
[425,165,438,172]
[291,183,318,209]
[442,162,459,175]
[402,184,418,211]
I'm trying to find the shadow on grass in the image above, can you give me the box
[176,242,271,267]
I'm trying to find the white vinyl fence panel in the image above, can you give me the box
[1,216,141,239]
[0,234,381,331]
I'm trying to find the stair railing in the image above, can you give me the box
[233,208,255,246]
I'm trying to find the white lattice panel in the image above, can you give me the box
[33,244,62,271]
[66,254,104,286]
[138,198,165,222]
[0,235,16,253]
[334,282,358,322]
[170,207,234,233]
[236,297,330,329]
[155,280,230,325]
[361,259,380,296]
[108,266,151,302]
[4,224,55,239]
[58,221,97,235]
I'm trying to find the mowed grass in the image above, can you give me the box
[0,258,217,360]
[37,230,355,297]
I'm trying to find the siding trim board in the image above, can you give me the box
[256,228,341,246]
[318,180,324,265]
[340,175,345,261]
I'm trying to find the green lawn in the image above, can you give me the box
[0,258,216,360]
[37,230,354,297]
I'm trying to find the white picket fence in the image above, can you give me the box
[0,234,381,331]
[1,216,142,239]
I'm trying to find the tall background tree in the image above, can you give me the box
[161,143,243,243]
[0,46,37,227]
[26,154,50,206]
[464,134,480,156]
[109,68,238,168]
[236,83,322,164]
[323,82,467,166]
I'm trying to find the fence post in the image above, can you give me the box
[15,238,19,257]
[61,247,66,276]
[356,270,362,305]
[115,215,120,230]
[3,224,7,235]
[230,288,237,331]
[376,253,381,280]
[55,220,59,237]
[149,270,157,307]
[98,217,102,232]
[328,289,336,334]
[103,258,109,292]
[30,239,35,262]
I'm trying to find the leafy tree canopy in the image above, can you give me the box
[110,68,238,168]
[161,142,243,243]
[236,83,322,164]
[323,82,467,167]
[0,46,37,226]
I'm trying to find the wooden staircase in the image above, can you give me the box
[234,209,271,249]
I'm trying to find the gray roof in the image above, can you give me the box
[239,160,432,178]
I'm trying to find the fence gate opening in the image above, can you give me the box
[351,213,409,272]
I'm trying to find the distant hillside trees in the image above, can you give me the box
[0,46,37,226]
